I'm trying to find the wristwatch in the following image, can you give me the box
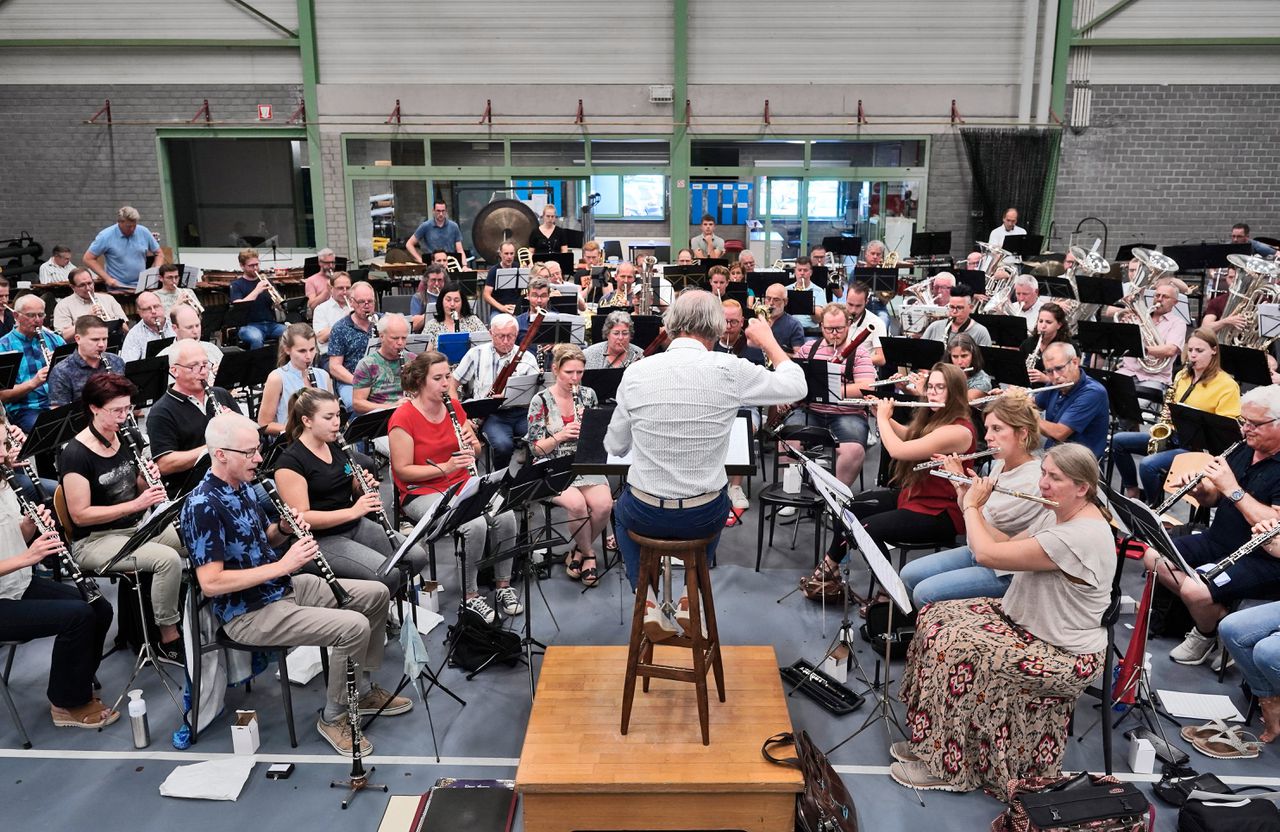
[1228,489,1246,504]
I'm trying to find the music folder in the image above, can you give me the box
[1170,404,1241,455]
[581,367,624,403]
[880,336,943,372]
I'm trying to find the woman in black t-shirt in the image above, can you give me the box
[1020,302,1072,384]
[59,373,187,666]
[528,204,570,255]
[273,388,407,595]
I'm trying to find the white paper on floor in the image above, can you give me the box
[159,757,255,800]
[1156,690,1245,722]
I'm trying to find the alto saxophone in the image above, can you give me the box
[1147,370,1181,454]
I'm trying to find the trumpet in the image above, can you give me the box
[442,393,478,478]
[913,447,1000,471]
[444,255,463,273]
[1153,439,1245,515]
[1200,521,1280,583]
[260,274,285,307]
[183,291,204,315]
[261,479,352,607]
[928,469,1058,506]
[970,381,1074,406]
[2,462,102,604]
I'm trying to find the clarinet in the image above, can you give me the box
[442,394,479,478]
[333,435,399,547]
[1201,522,1280,583]
[1153,439,1245,515]
[342,657,367,779]
[2,465,102,603]
[306,366,321,391]
[261,479,352,607]
[37,328,54,366]
[121,416,164,491]
[202,380,226,417]
[571,383,586,425]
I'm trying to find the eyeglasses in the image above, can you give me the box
[1044,362,1073,375]
[18,311,46,319]
[219,446,263,458]
[177,361,213,372]
[100,405,132,417]
[1239,416,1277,432]
[925,383,948,392]
[821,325,848,333]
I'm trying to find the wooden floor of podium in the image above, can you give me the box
[516,645,803,832]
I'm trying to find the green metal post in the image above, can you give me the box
[297,0,327,249]
[1050,0,1075,122]
[669,0,690,247]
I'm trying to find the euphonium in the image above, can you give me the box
[444,255,463,273]
[1123,247,1180,374]
[1147,370,1181,454]
[1219,253,1280,349]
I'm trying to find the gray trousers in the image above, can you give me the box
[76,524,187,627]
[223,574,389,712]
[403,493,516,595]
[314,518,406,596]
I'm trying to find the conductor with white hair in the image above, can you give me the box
[605,290,808,638]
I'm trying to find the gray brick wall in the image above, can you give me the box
[0,84,301,261]
[925,131,977,260]
[1054,84,1280,254]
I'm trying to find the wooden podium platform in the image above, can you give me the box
[516,645,803,832]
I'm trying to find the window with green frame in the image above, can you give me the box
[589,175,667,220]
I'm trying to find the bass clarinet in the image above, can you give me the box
[442,394,479,478]
[333,435,399,548]
[2,465,102,603]
[261,479,352,607]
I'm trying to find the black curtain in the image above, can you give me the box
[960,128,1060,242]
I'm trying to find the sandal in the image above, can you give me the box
[1189,725,1263,760]
[565,551,583,581]
[725,508,744,528]
[52,698,120,729]
[1181,718,1244,744]
[605,535,619,552]
[858,591,891,619]
[580,556,599,588]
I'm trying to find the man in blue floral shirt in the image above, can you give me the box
[180,411,411,755]
[0,295,65,432]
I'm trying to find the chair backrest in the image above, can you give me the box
[52,485,79,546]
[381,293,413,315]
[773,425,837,478]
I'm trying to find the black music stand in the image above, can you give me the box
[145,336,175,359]
[344,408,393,445]
[1039,276,1076,300]
[279,296,308,324]
[214,345,275,391]
[199,306,228,337]
[664,265,709,290]
[568,405,618,475]
[531,320,574,347]
[548,294,578,314]
[880,337,943,372]
[0,352,21,390]
[533,252,575,274]
[1162,243,1251,271]
[950,269,986,296]
[123,356,170,406]
[1084,367,1143,484]
[747,271,789,297]
[724,283,750,307]
[791,359,836,405]
[18,405,86,461]
[1074,274,1124,312]
[629,314,664,350]
[910,231,951,260]
[1114,243,1152,263]
[1170,405,1241,455]
[581,367,624,403]
[810,265,830,291]
[50,343,76,370]
[822,236,862,258]
[983,346,1032,389]
[1076,320,1145,364]
[785,291,816,319]
[458,397,502,423]
[1219,344,1271,388]
[851,268,899,296]
[973,314,1030,348]
[1001,234,1043,258]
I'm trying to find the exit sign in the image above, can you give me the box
[257,104,273,121]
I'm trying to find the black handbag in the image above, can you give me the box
[1178,788,1280,832]
[762,730,859,832]
[859,601,916,660]
[993,773,1152,832]
[447,607,521,673]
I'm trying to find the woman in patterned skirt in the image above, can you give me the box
[891,442,1116,798]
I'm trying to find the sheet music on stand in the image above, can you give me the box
[499,372,540,410]
[493,268,531,292]
[1257,303,1280,342]
[1100,483,1200,581]
[378,482,461,578]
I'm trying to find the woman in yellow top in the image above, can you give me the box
[1112,327,1241,503]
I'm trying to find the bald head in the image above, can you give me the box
[170,304,202,339]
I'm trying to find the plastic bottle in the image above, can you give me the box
[128,689,150,749]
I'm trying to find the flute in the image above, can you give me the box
[841,398,943,408]
[970,381,1074,406]
[2,464,103,603]
[333,435,399,548]
[1200,522,1280,582]
[913,447,1000,471]
[1153,439,1245,515]
[928,469,1059,506]
[866,366,974,388]
[261,479,352,607]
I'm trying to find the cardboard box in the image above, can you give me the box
[417,580,441,613]
[822,645,849,684]
[231,710,260,755]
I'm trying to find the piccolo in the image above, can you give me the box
[1153,439,1245,515]
[928,469,1059,506]
[261,479,352,607]
[970,381,1074,406]
[913,447,1000,471]
[1200,522,1280,583]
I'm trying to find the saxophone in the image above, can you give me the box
[1147,369,1182,454]
[1025,338,1043,372]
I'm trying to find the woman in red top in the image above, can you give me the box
[387,350,522,625]
[802,362,976,598]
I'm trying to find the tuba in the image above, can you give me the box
[1122,247,1180,375]
[976,241,1020,313]
[1218,253,1280,349]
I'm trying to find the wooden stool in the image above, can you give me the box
[621,532,724,745]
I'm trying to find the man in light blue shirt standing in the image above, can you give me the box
[407,200,467,267]
[83,206,163,290]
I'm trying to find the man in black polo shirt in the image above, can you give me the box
[147,340,239,495]
[1144,386,1280,669]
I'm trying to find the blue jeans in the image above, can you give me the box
[482,407,528,471]
[1112,431,1186,497]
[335,381,353,410]
[784,409,869,445]
[238,321,285,350]
[1219,602,1280,698]
[899,545,1012,606]
[614,487,731,589]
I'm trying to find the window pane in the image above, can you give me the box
[809,141,874,167]
[590,140,669,165]
[430,140,503,166]
[510,141,585,167]
[591,176,621,215]
[759,178,798,217]
[806,181,841,218]
[622,175,665,218]
[693,140,804,167]
[346,138,425,166]
[168,138,313,248]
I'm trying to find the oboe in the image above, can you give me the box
[928,469,1059,506]
[1200,522,1280,583]
[1153,439,1245,515]
[334,435,399,547]
[261,479,352,607]
[913,447,1000,471]
[970,381,1074,406]
[2,465,102,603]
[442,394,479,478]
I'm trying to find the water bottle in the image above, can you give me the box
[128,689,150,749]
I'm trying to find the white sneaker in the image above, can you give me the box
[465,596,497,625]
[1170,627,1217,665]
[728,485,749,510]
[643,586,678,642]
[495,586,524,617]
[777,505,798,524]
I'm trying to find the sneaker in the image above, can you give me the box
[643,587,678,643]
[316,713,373,756]
[155,639,186,668]
[465,595,497,625]
[495,586,524,617]
[728,485,749,511]
[358,684,413,717]
[889,740,920,764]
[675,593,709,639]
[777,505,798,524]
[889,760,963,792]
[1170,627,1217,665]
